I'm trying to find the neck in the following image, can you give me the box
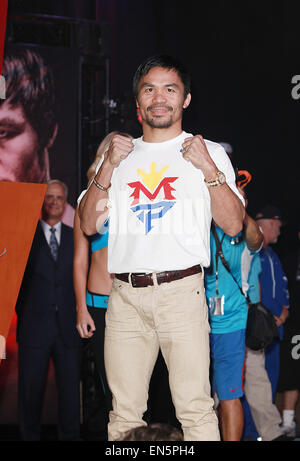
[142,123,183,143]
[263,236,271,248]
[42,217,61,227]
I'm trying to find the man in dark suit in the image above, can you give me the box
[16,179,80,441]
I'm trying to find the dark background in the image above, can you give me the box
[1,0,299,432]
[5,0,300,254]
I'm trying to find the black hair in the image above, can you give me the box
[132,54,191,99]
[1,48,57,152]
[118,423,183,442]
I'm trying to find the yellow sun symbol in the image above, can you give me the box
[137,162,169,191]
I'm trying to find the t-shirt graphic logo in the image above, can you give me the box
[128,162,178,234]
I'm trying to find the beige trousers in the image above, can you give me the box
[104,272,220,441]
[244,347,283,441]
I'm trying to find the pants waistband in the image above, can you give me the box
[115,264,202,288]
[86,290,109,308]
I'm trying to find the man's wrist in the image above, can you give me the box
[278,315,285,325]
[102,155,115,169]
[203,165,218,182]
[204,169,226,187]
[94,158,114,190]
[76,305,88,313]
[93,177,111,192]
[99,156,114,174]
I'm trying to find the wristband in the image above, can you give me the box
[93,177,111,192]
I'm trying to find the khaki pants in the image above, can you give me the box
[104,272,220,441]
[244,347,283,441]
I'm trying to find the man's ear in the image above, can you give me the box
[183,93,191,109]
[47,123,58,149]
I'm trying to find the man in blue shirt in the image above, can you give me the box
[205,211,263,440]
[242,250,287,441]
[255,206,289,401]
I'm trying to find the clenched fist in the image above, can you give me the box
[181,135,218,179]
[105,133,134,167]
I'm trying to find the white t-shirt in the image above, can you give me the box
[79,131,243,273]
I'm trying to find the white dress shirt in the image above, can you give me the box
[40,220,62,246]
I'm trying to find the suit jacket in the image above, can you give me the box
[16,221,79,348]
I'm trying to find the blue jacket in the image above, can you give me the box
[259,246,289,339]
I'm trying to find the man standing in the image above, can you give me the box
[255,206,289,401]
[79,54,244,441]
[16,180,80,440]
[205,209,263,441]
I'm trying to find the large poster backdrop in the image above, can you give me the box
[0,43,81,423]
[1,44,80,217]
[0,0,8,75]
[0,182,46,361]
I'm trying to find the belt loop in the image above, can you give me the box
[152,272,158,287]
[200,264,204,280]
[128,272,133,288]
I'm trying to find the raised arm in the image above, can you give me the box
[208,182,245,236]
[181,135,245,236]
[243,212,264,251]
[79,133,134,235]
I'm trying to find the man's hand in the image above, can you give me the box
[76,307,96,338]
[79,132,133,236]
[105,133,134,168]
[181,135,244,236]
[274,306,289,327]
[274,315,283,327]
[181,135,217,179]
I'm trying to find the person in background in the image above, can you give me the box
[117,423,183,441]
[16,180,80,440]
[205,188,263,440]
[73,132,131,438]
[255,206,289,403]
[240,194,288,441]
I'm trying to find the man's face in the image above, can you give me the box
[0,100,46,182]
[269,219,282,243]
[42,183,66,222]
[136,66,191,129]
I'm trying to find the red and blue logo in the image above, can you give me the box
[128,162,178,234]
